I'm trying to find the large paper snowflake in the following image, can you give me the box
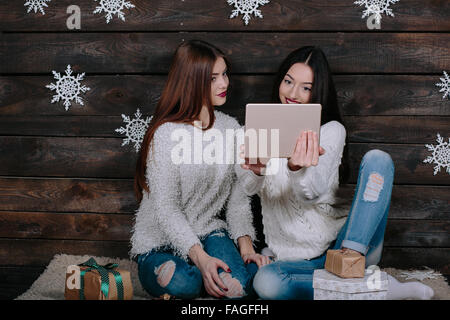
[423,133,450,176]
[24,0,51,15]
[115,108,152,152]
[46,65,91,111]
[93,0,135,24]
[399,267,442,281]
[354,0,399,25]
[436,71,450,100]
[228,0,270,26]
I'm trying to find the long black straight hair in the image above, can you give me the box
[272,46,350,184]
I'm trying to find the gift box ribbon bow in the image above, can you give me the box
[78,258,124,300]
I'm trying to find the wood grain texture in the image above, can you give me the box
[0,178,137,214]
[1,239,448,275]
[0,115,448,145]
[1,211,448,248]
[0,239,130,266]
[0,178,448,220]
[1,75,448,117]
[1,0,448,31]
[2,33,449,74]
[1,137,448,184]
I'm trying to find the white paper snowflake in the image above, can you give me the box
[399,267,442,281]
[354,0,399,25]
[228,0,270,26]
[93,0,135,24]
[436,71,450,100]
[46,65,91,111]
[115,108,152,152]
[423,133,450,176]
[24,0,51,15]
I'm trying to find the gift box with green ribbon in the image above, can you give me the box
[64,258,133,300]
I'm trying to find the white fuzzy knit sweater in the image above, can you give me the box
[236,121,349,261]
[130,110,256,261]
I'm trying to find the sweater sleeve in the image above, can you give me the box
[235,162,265,196]
[233,124,265,196]
[224,118,257,243]
[225,173,257,244]
[287,121,346,201]
[144,124,202,259]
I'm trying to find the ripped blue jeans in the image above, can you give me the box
[137,229,258,299]
[253,149,395,300]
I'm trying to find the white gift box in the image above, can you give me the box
[313,268,388,300]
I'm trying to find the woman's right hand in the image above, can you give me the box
[189,245,231,298]
[239,144,266,176]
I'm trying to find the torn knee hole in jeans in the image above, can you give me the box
[210,231,226,238]
[363,172,384,202]
[154,260,176,288]
[219,272,245,298]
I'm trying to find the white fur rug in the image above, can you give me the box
[15,254,450,300]
[15,254,153,300]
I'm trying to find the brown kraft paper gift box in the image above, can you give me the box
[65,260,133,300]
[324,249,365,278]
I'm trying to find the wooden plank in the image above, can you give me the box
[384,220,450,247]
[0,0,448,31]
[346,143,450,185]
[1,211,448,248]
[1,75,448,117]
[336,75,450,116]
[1,137,449,184]
[0,178,138,214]
[0,239,130,266]
[0,177,448,219]
[1,239,448,274]
[0,115,448,145]
[379,248,450,274]
[0,211,132,241]
[0,75,163,116]
[1,33,448,74]
[344,116,450,143]
[0,136,138,178]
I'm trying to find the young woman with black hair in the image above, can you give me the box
[238,46,434,300]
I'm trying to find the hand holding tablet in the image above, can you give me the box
[242,103,325,173]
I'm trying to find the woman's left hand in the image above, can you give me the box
[288,130,325,171]
[241,253,272,267]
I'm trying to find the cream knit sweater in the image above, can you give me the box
[130,110,256,261]
[236,121,349,261]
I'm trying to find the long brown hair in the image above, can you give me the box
[134,40,229,203]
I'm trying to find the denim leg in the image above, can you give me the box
[253,254,327,300]
[334,149,394,256]
[137,250,203,299]
[202,229,258,299]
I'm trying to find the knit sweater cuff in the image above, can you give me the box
[286,163,307,176]
[182,240,204,261]
[286,163,316,200]
[235,164,265,196]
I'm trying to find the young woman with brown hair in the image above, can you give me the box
[130,40,268,299]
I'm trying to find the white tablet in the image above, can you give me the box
[244,103,322,164]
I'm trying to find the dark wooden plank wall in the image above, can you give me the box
[0,0,449,299]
